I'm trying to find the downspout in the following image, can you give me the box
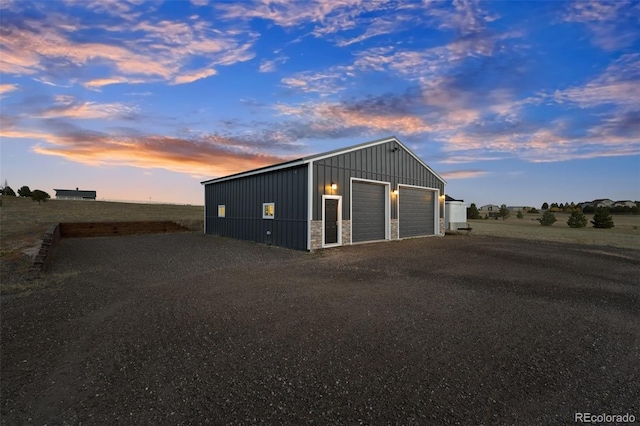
[306,161,313,251]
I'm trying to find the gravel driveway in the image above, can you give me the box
[2,233,638,424]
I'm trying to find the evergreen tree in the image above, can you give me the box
[2,186,16,196]
[498,204,510,220]
[541,202,549,210]
[516,211,523,219]
[538,211,557,226]
[567,210,587,228]
[467,203,481,219]
[591,207,615,229]
[18,186,32,197]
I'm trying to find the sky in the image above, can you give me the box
[1,0,639,207]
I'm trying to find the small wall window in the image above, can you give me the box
[262,202,275,219]
[218,205,225,217]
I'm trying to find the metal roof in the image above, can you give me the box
[201,136,446,185]
[54,189,97,198]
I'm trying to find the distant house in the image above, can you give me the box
[578,202,592,210]
[54,188,97,200]
[480,204,499,211]
[507,206,529,212]
[592,199,614,208]
[614,200,636,208]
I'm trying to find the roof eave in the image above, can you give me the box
[201,158,306,185]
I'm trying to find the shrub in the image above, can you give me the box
[467,203,481,219]
[31,189,51,205]
[591,207,614,229]
[498,204,510,220]
[538,211,557,226]
[567,210,587,228]
[516,211,523,219]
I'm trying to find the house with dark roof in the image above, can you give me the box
[479,204,500,211]
[54,188,97,200]
[202,136,446,250]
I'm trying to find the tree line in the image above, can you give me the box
[0,184,51,204]
[466,203,616,229]
[541,201,638,214]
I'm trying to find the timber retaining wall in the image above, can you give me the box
[31,221,190,273]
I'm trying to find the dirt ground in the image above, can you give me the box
[1,234,638,424]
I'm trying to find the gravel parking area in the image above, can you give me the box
[2,233,638,424]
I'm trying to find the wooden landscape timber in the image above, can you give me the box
[59,221,190,238]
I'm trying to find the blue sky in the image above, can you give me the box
[1,0,638,207]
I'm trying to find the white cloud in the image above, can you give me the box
[0,83,18,97]
[440,170,489,179]
[552,54,640,110]
[0,3,257,86]
[172,67,217,85]
[259,56,289,73]
[32,95,138,120]
[281,69,349,95]
[563,0,639,50]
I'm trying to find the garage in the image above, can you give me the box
[352,180,387,243]
[399,186,435,238]
[203,136,446,250]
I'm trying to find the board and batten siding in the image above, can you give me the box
[311,140,444,221]
[204,164,308,250]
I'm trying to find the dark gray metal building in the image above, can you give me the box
[54,188,97,200]
[202,136,446,250]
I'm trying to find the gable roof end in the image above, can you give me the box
[201,136,446,185]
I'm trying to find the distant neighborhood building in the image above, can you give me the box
[578,199,634,209]
[480,204,499,211]
[578,202,592,210]
[445,195,467,231]
[614,200,636,208]
[592,199,614,208]
[54,188,97,200]
[202,136,446,251]
[507,206,530,212]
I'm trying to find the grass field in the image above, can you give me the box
[468,212,640,250]
[0,196,204,252]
